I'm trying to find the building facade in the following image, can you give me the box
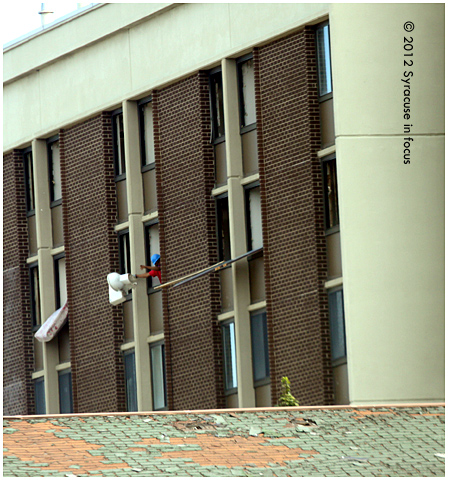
[3,3,444,415]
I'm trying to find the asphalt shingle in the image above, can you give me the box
[3,404,445,477]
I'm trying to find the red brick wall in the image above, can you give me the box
[3,150,35,415]
[60,113,126,413]
[153,72,224,410]
[255,28,334,406]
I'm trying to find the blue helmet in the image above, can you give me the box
[151,253,160,264]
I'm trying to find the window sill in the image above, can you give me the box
[141,162,155,173]
[325,225,340,236]
[254,377,271,388]
[240,123,256,135]
[324,277,343,290]
[331,357,347,368]
[318,92,333,103]
[224,387,238,396]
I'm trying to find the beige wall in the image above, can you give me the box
[330,3,444,403]
[3,2,328,151]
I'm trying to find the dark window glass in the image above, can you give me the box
[113,112,126,177]
[58,369,73,414]
[250,311,270,385]
[322,157,339,230]
[48,139,61,204]
[24,150,35,213]
[34,377,45,415]
[238,57,256,129]
[328,289,346,362]
[210,70,225,140]
[124,350,138,412]
[118,231,131,275]
[221,322,237,392]
[30,264,40,327]
[316,23,333,97]
[150,343,167,410]
[216,196,231,261]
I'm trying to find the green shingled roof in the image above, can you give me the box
[3,404,445,477]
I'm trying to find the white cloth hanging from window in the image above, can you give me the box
[34,301,68,343]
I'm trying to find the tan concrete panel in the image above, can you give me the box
[129,3,231,89]
[228,3,328,47]
[330,3,444,136]
[3,73,40,148]
[337,135,444,403]
[3,4,171,82]
[4,3,330,150]
[38,32,132,122]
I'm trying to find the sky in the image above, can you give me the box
[2,1,94,46]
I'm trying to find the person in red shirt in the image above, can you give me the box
[136,254,161,283]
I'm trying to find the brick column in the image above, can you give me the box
[154,72,223,410]
[256,28,333,406]
[60,113,126,413]
[3,150,35,415]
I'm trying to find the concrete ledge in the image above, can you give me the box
[4,402,444,419]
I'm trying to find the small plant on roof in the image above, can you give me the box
[277,376,300,407]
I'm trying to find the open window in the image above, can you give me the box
[118,230,131,275]
[316,22,332,99]
[216,194,231,261]
[112,109,128,223]
[29,263,41,328]
[47,136,61,206]
[238,54,258,176]
[322,155,339,232]
[209,67,227,187]
[316,22,335,148]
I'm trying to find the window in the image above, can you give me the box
[144,222,160,289]
[210,68,225,141]
[112,110,126,179]
[150,342,167,410]
[124,350,138,412]
[328,289,346,364]
[237,56,256,130]
[23,148,35,214]
[58,369,73,414]
[139,98,156,169]
[245,184,263,251]
[34,377,45,414]
[54,255,67,309]
[250,310,270,386]
[48,137,61,205]
[118,230,131,275]
[29,263,41,327]
[322,156,339,230]
[216,195,231,261]
[238,55,259,176]
[316,23,333,98]
[221,321,237,393]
